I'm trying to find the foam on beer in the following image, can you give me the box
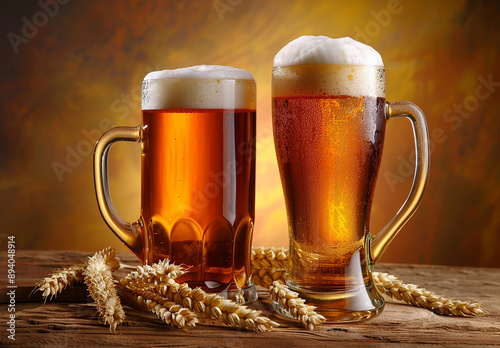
[142,65,255,110]
[273,36,385,98]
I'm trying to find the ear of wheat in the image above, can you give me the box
[122,273,279,333]
[252,267,286,288]
[117,286,198,331]
[251,247,288,270]
[269,281,326,331]
[120,259,187,288]
[34,262,86,300]
[84,247,125,333]
[372,272,485,317]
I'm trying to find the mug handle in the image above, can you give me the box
[93,125,144,260]
[370,101,431,265]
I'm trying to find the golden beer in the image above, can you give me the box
[271,36,430,322]
[273,91,385,291]
[141,108,256,291]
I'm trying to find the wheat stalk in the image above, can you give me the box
[34,262,86,300]
[120,259,187,288]
[84,247,125,332]
[269,281,326,331]
[118,286,198,330]
[373,272,485,317]
[122,274,279,333]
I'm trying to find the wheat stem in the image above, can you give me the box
[372,272,485,317]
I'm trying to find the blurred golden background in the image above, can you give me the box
[1,0,499,267]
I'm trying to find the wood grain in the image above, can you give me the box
[1,250,499,347]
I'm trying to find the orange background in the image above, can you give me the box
[1,0,499,267]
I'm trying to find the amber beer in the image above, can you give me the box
[141,107,256,291]
[270,35,430,322]
[138,69,256,294]
[273,64,386,292]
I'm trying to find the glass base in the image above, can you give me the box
[229,283,258,304]
[272,283,384,323]
[215,282,258,304]
[183,279,258,304]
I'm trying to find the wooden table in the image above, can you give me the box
[1,250,499,347]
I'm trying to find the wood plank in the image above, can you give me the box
[0,250,499,347]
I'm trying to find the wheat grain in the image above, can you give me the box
[84,247,125,332]
[120,259,187,289]
[158,279,280,332]
[251,247,288,270]
[373,272,485,317]
[269,281,326,331]
[122,273,279,333]
[251,267,286,288]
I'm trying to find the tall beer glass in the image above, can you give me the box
[94,65,257,303]
[272,36,430,321]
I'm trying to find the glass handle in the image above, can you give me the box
[93,125,144,260]
[370,101,431,264]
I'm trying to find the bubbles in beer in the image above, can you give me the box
[273,94,386,290]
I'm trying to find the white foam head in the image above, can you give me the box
[273,36,384,98]
[273,36,383,67]
[142,65,255,110]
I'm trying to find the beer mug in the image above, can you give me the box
[93,65,257,303]
[272,36,430,321]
